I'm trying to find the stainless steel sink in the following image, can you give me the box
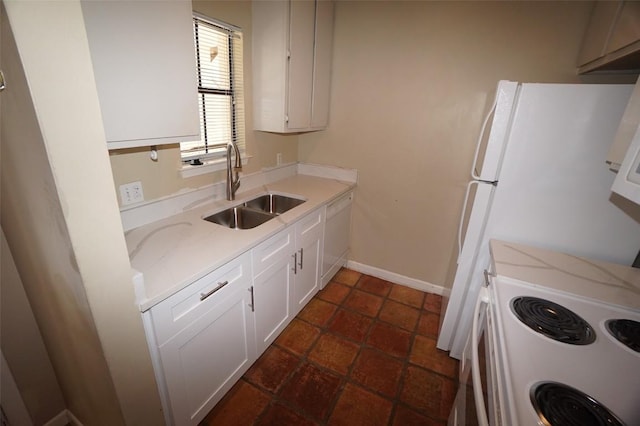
[243,193,305,215]
[204,193,305,229]
[204,206,275,230]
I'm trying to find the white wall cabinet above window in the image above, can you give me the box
[252,0,334,133]
[82,0,200,149]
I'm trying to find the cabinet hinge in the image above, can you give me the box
[287,50,291,59]
[285,115,289,123]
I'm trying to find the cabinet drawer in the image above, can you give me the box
[297,207,326,241]
[252,227,295,277]
[151,253,252,345]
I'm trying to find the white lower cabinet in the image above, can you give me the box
[252,207,325,352]
[252,228,296,353]
[146,206,327,425]
[149,252,256,425]
[158,283,256,425]
[291,208,325,315]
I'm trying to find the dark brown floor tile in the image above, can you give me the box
[298,298,338,327]
[278,362,342,421]
[423,293,443,314]
[416,311,440,338]
[327,383,393,426]
[317,282,352,305]
[275,319,321,356]
[379,299,420,332]
[343,289,384,317]
[388,285,425,309]
[308,333,360,375]
[332,268,361,287]
[350,347,403,398]
[200,380,270,426]
[206,274,460,426]
[327,308,374,343]
[244,346,300,394]
[356,275,392,297]
[256,402,318,426]
[391,404,446,426]
[409,335,458,379]
[366,321,412,359]
[400,365,456,420]
[439,375,458,419]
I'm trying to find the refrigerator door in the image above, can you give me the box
[438,81,519,356]
[487,83,639,265]
[472,81,520,182]
[438,182,496,357]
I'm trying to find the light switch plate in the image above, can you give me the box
[119,181,144,205]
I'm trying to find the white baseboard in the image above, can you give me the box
[44,410,83,426]
[346,260,447,296]
[66,410,83,426]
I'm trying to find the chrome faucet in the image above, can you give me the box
[226,143,242,200]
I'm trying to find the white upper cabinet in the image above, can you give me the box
[577,1,640,73]
[252,0,334,133]
[608,76,640,171]
[82,0,200,149]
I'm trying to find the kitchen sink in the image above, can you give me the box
[204,193,305,229]
[204,206,275,230]
[243,193,305,215]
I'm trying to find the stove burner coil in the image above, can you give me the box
[511,297,595,345]
[531,382,625,426]
[606,319,640,353]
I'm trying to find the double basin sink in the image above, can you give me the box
[204,193,305,230]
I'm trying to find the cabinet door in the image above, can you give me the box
[310,0,334,129]
[292,208,325,315]
[253,254,295,354]
[159,284,256,425]
[252,228,296,353]
[82,0,199,148]
[577,1,621,66]
[608,1,640,53]
[287,0,316,130]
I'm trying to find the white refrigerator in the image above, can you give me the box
[437,81,640,359]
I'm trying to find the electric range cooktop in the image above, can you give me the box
[489,240,640,426]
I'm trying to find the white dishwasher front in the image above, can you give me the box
[321,191,353,287]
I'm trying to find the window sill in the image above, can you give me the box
[179,154,251,179]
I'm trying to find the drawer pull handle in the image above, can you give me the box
[249,286,255,312]
[200,280,229,301]
[298,248,304,269]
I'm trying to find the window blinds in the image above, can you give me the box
[181,15,245,161]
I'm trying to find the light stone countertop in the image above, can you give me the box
[126,174,355,311]
[490,239,640,310]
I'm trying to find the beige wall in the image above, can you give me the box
[1,229,66,425]
[2,2,163,425]
[299,0,634,288]
[109,0,299,207]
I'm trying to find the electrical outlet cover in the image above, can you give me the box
[119,181,144,205]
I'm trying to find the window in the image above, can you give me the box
[181,14,245,164]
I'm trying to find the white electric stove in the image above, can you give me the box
[462,239,640,426]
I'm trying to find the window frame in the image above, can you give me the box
[180,14,245,168]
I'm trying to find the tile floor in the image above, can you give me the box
[200,268,459,426]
